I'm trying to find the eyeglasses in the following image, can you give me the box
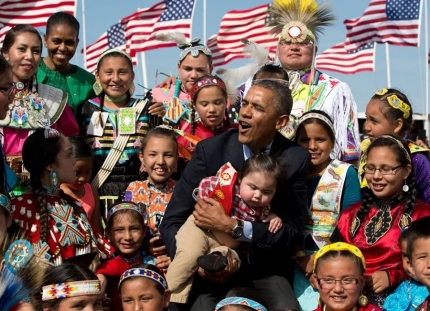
[317,277,359,290]
[363,165,403,175]
[0,86,14,97]
[279,39,313,47]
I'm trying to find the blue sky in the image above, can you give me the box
[57,0,429,114]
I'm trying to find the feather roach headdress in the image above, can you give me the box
[156,32,212,62]
[266,0,335,43]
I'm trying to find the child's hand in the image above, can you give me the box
[148,236,167,257]
[262,214,283,233]
[155,255,171,274]
[366,271,390,293]
[148,101,166,118]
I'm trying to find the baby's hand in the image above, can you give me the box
[262,213,283,233]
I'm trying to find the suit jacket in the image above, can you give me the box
[160,129,310,274]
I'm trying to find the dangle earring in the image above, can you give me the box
[403,180,410,192]
[358,293,369,307]
[129,82,135,96]
[93,81,103,96]
[50,170,59,189]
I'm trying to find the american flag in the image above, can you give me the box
[127,0,195,53]
[84,0,195,73]
[84,22,137,74]
[0,0,77,28]
[208,4,277,67]
[344,0,421,52]
[316,42,376,75]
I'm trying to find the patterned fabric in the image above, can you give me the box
[80,97,150,198]
[359,138,430,203]
[124,179,176,236]
[304,160,351,249]
[383,279,429,311]
[336,200,430,300]
[11,193,113,267]
[37,60,96,114]
[197,170,270,221]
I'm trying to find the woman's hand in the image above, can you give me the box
[156,76,176,88]
[366,271,390,293]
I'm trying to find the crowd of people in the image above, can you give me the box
[1,1,430,311]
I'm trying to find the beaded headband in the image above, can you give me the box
[179,37,212,62]
[371,135,411,164]
[41,280,102,301]
[119,268,168,290]
[0,193,11,214]
[313,242,366,273]
[298,112,335,136]
[215,297,268,311]
[190,76,227,102]
[375,88,411,119]
[106,203,146,223]
[97,48,133,67]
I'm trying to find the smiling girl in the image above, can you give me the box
[80,48,164,214]
[38,12,96,114]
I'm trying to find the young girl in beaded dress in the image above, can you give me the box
[124,127,178,255]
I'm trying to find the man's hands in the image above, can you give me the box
[193,197,236,234]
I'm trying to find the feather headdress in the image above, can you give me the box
[266,0,335,43]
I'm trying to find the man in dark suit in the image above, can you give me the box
[160,79,310,310]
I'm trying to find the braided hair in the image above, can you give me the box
[22,129,87,241]
[352,135,415,238]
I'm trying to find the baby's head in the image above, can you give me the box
[407,216,430,289]
[238,154,286,208]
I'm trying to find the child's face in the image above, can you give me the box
[95,56,134,99]
[194,86,227,129]
[140,136,177,184]
[50,135,77,184]
[296,122,333,168]
[364,99,401,142]
[314,256,365,311]
[400,239,415,278]
[239,171,277,208]
[410,237,430,288]
[108,213,145,258]
[120,278,170,311]
[66,158,93,190]
[0,209,12,244]
[56,294,104,311]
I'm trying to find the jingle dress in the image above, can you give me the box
[12,192,114,268]
[96,251,155,311]
[80,97,151,200]
[124,179,176,237]
[336,198,430,307]
[359,139,430,203]
[37,60,96,114]
[295,160,361,311]
[241,69,361,162]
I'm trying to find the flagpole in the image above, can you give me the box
[424,0,429,137]
[140,52,148,88]
[81,0,87,69]
[203,0,206,43]
[385,43,391,88]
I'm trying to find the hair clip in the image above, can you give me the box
[387,94,411,119]
[119,268,167,290]
[375,88,388,96]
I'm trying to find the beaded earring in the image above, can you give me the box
[358,294,369,307]
[50,170,59,189]
[93,81,103,96]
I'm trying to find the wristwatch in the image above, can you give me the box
[231,220,244,239]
